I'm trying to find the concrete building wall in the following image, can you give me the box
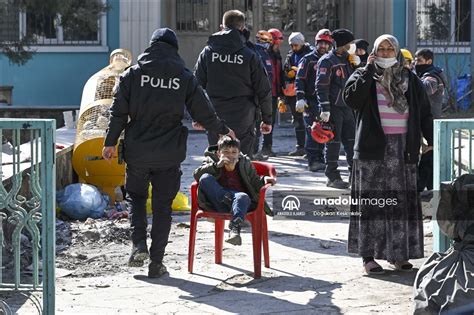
[2,0,469,106]
[119,0,162,64]
[350,0,393,52]
[148,0,395,68]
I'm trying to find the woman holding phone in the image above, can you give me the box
[343,34,433,275]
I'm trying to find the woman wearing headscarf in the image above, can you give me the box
[343,34,433,275]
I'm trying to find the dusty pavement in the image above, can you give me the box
[3,121,434,315]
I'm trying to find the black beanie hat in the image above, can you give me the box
[331,29,355,47]
[150,28,178,49]
[355,39,369,51]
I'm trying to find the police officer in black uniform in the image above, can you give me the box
[194,10,273,156]
[102,28,234,278]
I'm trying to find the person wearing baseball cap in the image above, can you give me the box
[315,28,356,189]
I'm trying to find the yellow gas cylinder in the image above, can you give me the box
[73,49,132,203]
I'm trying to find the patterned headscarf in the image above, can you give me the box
[372,34,409,114]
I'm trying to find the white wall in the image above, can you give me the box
[119,0,162,63]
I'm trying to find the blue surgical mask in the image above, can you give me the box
[256,42,270,50]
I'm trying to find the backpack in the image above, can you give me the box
[429,69,450,110]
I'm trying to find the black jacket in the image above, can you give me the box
[316,49,354,112]
[343,64,433,163]
[105,42,229,167]
[194,28,272,127]
[254,44,273,87]
[418,64,448,118]
[295,49,324,101]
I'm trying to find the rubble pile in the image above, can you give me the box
[55,218,133,277]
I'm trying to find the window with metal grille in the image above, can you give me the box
[176,0,210,32]
[219,0,253,30]
[416,0,470,45]
[0,1,20,43]
[306,0,340,32]
[0,2,105,46]
[262,0,297,32]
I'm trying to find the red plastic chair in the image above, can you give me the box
[188,161,276,279]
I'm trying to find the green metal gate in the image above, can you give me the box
[0,119,56,314]
[433,118,474,252]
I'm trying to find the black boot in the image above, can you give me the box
[288,146,305,156]
[261,146,276,157]
[128,240,149,267]
[148,261,168,278]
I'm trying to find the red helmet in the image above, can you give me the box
[315,29,333,44]
[311,121,334,144]
[268,28,283,44]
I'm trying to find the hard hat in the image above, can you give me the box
[401,48,413,62]
[315,29,333,44]
[311,121,334,144]
[256,30,273,43]
[268,28,283,44]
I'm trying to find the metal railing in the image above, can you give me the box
[0,119,56,315]
[433,118,474,252]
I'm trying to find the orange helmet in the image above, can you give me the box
[311,121,334,143]
[315,29,333,44]
[268,28,283,44]
[256,30,273,44]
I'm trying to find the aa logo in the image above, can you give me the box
[281,195,300,211]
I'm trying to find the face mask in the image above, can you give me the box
[415,64,431,75]
[256,42,270,50]
[375,57,397,69]
[347,43,356,55]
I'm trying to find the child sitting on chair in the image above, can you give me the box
[193,136,276,245]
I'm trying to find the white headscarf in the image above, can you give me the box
[372,34,409,114]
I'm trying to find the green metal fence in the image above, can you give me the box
[433,118,474,252]
[0,119,56,314]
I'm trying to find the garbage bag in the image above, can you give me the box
[414,240,474,314]
[57,183,108,220]
[436,174,474,241]
[146,187,190,214]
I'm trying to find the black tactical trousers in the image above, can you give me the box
[286,95,306,149]
[325,105,355,181]
[304,99,325,164]
[125,164,181,263]
[262,96,279,149]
